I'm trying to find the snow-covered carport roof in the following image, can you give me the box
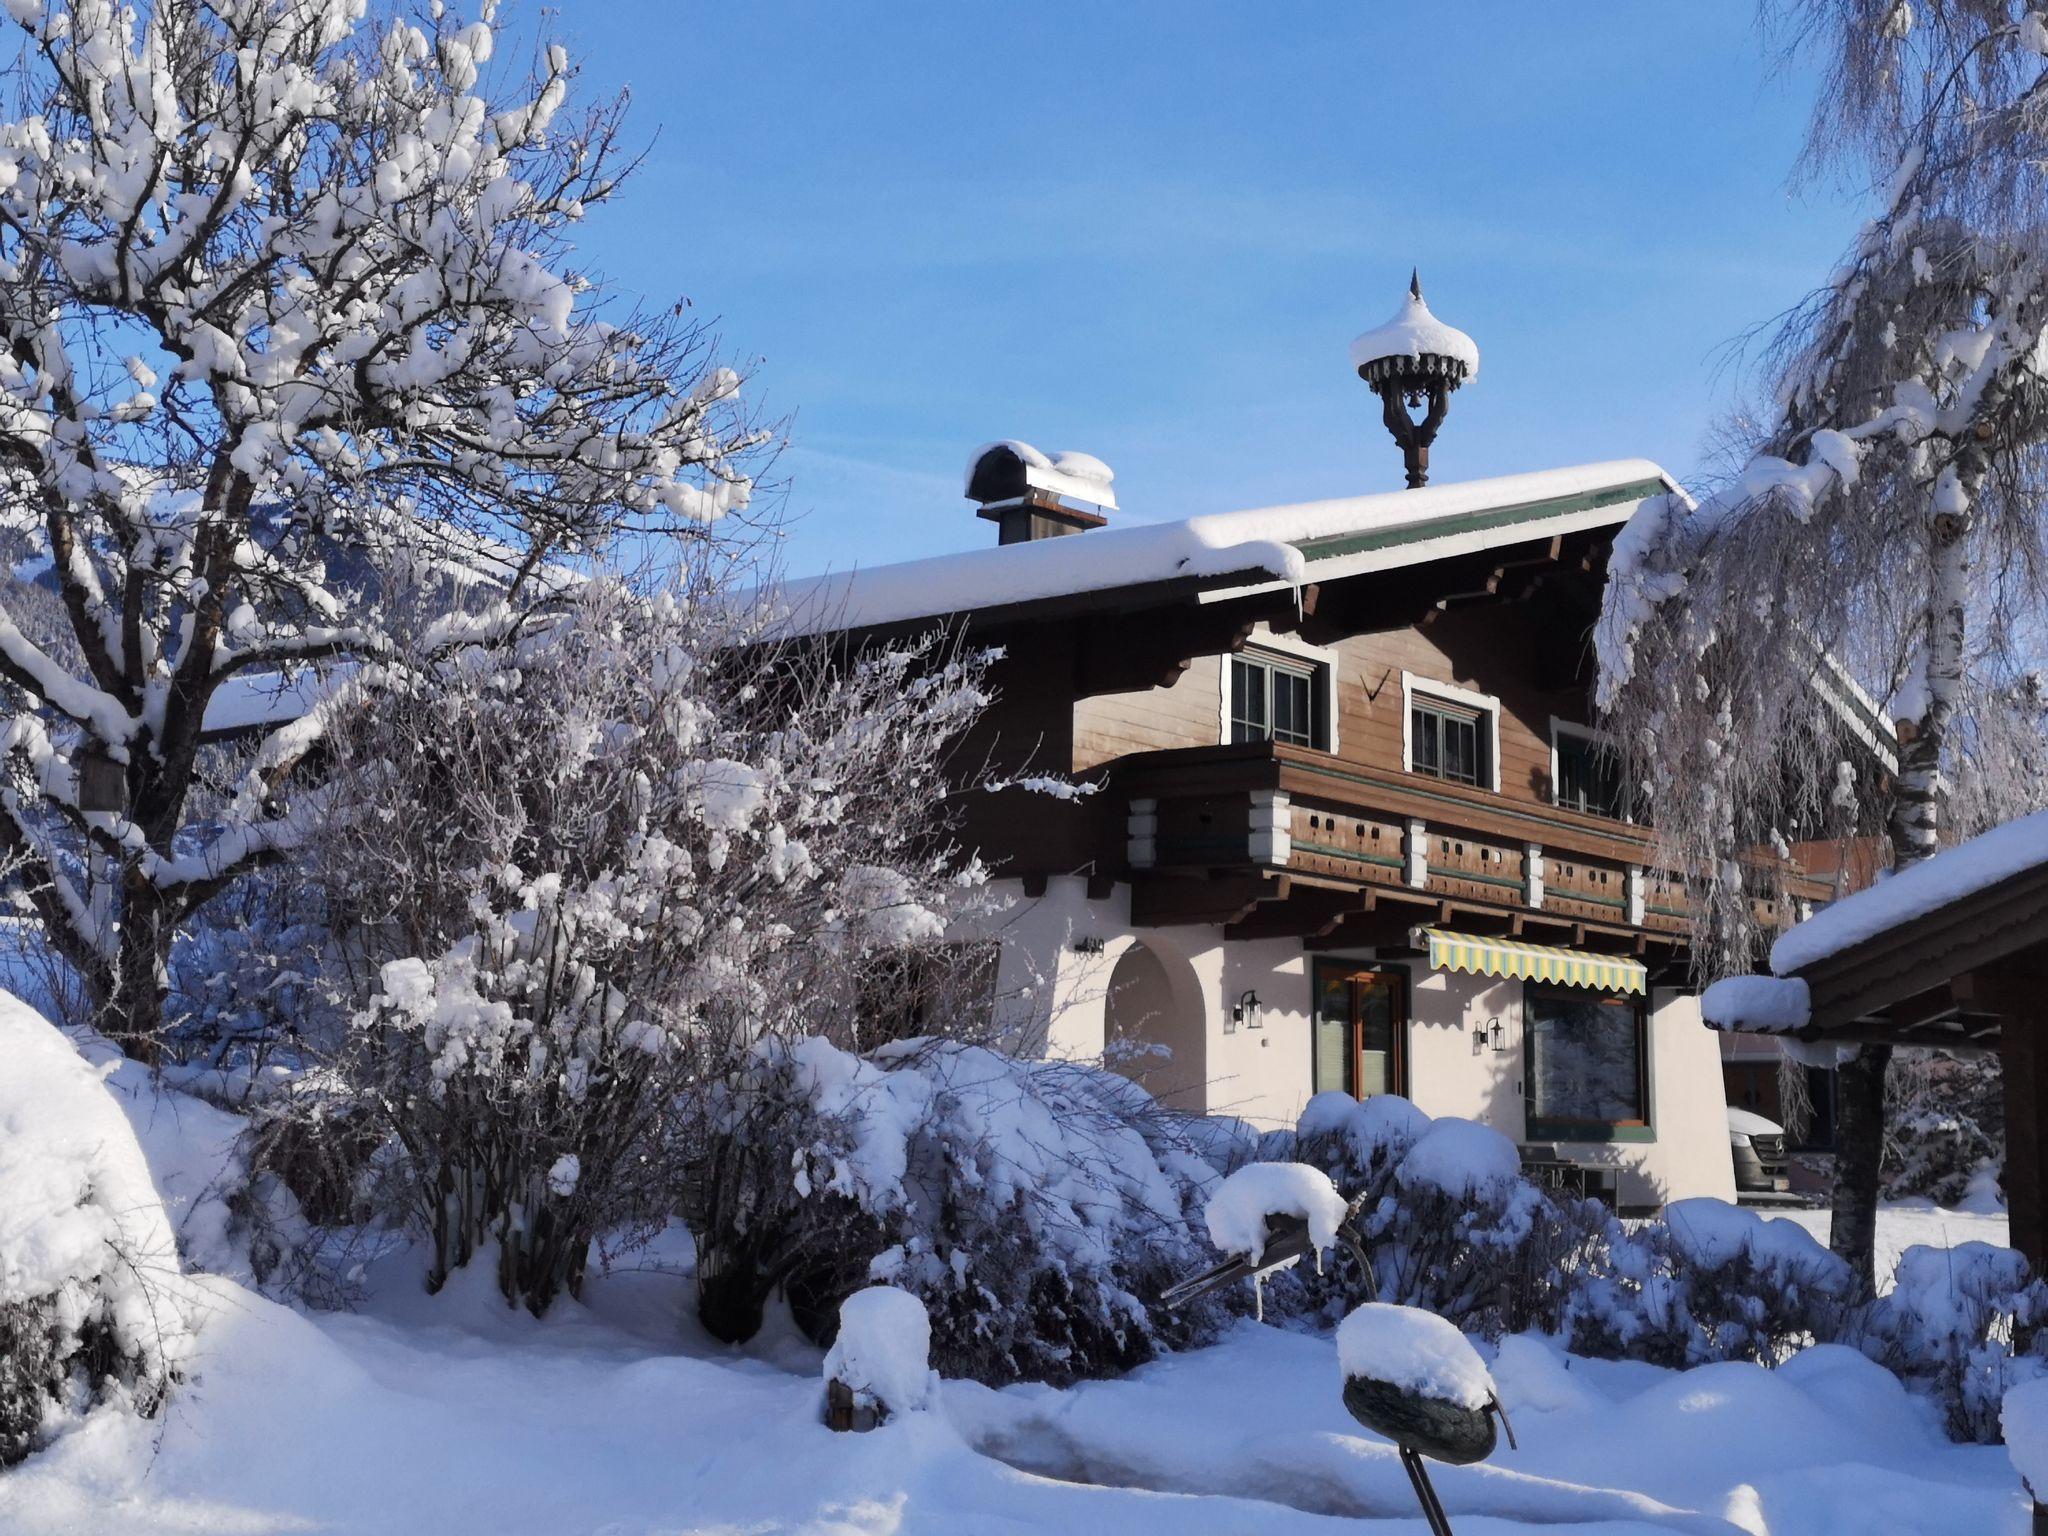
[1703,807,2048,1050]
[760,459,1679,640]
[1705,807,2048,1273]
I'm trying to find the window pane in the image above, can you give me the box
[1413,698,1485,785]
[1526,990,1644,1126]
[1230,659,1265,744]
[1557,733,1625,818]
[1412,708,1439,773]
[1356,974,1400,1097]
[1444,713,1478,784]
[1313,972,1352,1096]
[1273,670,1313,745]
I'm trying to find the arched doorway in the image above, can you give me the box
[1104,939,1207,1113]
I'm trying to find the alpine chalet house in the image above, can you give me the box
[778,278,1830,1212]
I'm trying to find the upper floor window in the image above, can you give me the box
[1229,651,1326,748]
[1553,721,1627,819]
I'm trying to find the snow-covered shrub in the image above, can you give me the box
[1567,1199,1853,1367]
[1856,1242,2048,1442]
[162,868,346,1080]
[298,577,995,1314]
[0,993,195,1463]
[1287,1092,1608,1336]
[712,1035,1220,1384]
[1883,1050,2003,1206]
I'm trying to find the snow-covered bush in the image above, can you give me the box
[1567,1198,1853,1367]
[297,577,995,1314]
[709,1035,1220,1384]
[1856,1242,2048,1442]
[1883,1051,2003,1206]
[1287,1092,1606,1336]
[0,993,195,1464]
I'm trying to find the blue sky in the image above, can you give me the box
[566,4,1866,578]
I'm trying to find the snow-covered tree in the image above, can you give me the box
[296,573,998,1314]
[1597,0,2048,1289]
[0,0,761,1059]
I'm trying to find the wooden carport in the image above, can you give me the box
[1747,819,2048,1265]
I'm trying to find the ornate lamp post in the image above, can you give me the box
[1349,272,1479,489]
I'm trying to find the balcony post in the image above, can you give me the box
[1404,816,1428,889]
[1127,797,1158,870]
[1524,842,1544,908]
[1249,789,1291,866]
[1627,864,1646,927]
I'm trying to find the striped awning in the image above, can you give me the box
[1415,928,1647,996]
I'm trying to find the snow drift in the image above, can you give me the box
[0,992,195,1463]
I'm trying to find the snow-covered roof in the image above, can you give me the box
[1700,974,1811,1034]
[1771,808,2048,975]
[202,669,340,738]
[768,459,1674,638]
[1348,287,1480,380]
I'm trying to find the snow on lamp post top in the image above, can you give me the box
[1349,272,1479,490]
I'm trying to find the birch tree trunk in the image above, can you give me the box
[1828,490,1971,1292]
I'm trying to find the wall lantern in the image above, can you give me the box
[75,742,125,814]
[1473,1016,1506,1056]
[1232,989,1264,1033]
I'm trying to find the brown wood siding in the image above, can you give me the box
[1072,656,1221,773]
[1327,604,1593,813]
[1062,604,1602,817]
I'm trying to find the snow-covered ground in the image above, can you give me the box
[1767,1200,2011,1289]
[1,1206,2029,1536]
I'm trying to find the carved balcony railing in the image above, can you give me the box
[1116,741,1828,947]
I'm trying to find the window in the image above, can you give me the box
[855,942,1000,1049]
[1312,961,1407,1099]
[1523,985,1649,1140]
[1230,652,1323,748]
[1410,694,1489,786]
[1554,725,1626,819]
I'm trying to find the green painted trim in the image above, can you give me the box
[1292,479,1666,564]
[1293,840,1405,871]
[1521,980,1654,1145]
[1527,1121,1657,1145]
[1547,892,1628,912]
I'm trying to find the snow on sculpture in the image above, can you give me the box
[823,1285,936,1430]
[1338,1301,1514,1535]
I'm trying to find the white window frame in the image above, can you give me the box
[1219,627,1340,752]
[1549,716,1632,822]
[1401,672,1501,793]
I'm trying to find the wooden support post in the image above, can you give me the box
[2004,1018,2048,1271]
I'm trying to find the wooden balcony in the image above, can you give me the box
[1114,741,1827,958]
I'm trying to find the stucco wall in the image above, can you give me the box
[962,876,1735,1209]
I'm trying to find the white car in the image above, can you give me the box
[1727,1106,1791,1194]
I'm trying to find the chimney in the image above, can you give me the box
[965,441,1116,545]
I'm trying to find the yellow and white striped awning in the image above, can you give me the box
[1414,928,1647,996]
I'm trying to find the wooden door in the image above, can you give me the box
[1313,963,1408,1099]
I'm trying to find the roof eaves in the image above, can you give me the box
[1290,476,1668,565]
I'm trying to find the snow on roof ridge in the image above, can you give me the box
[1771,806,2048,975]
[1184,458,1670,549]
[763,458,1673,638]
